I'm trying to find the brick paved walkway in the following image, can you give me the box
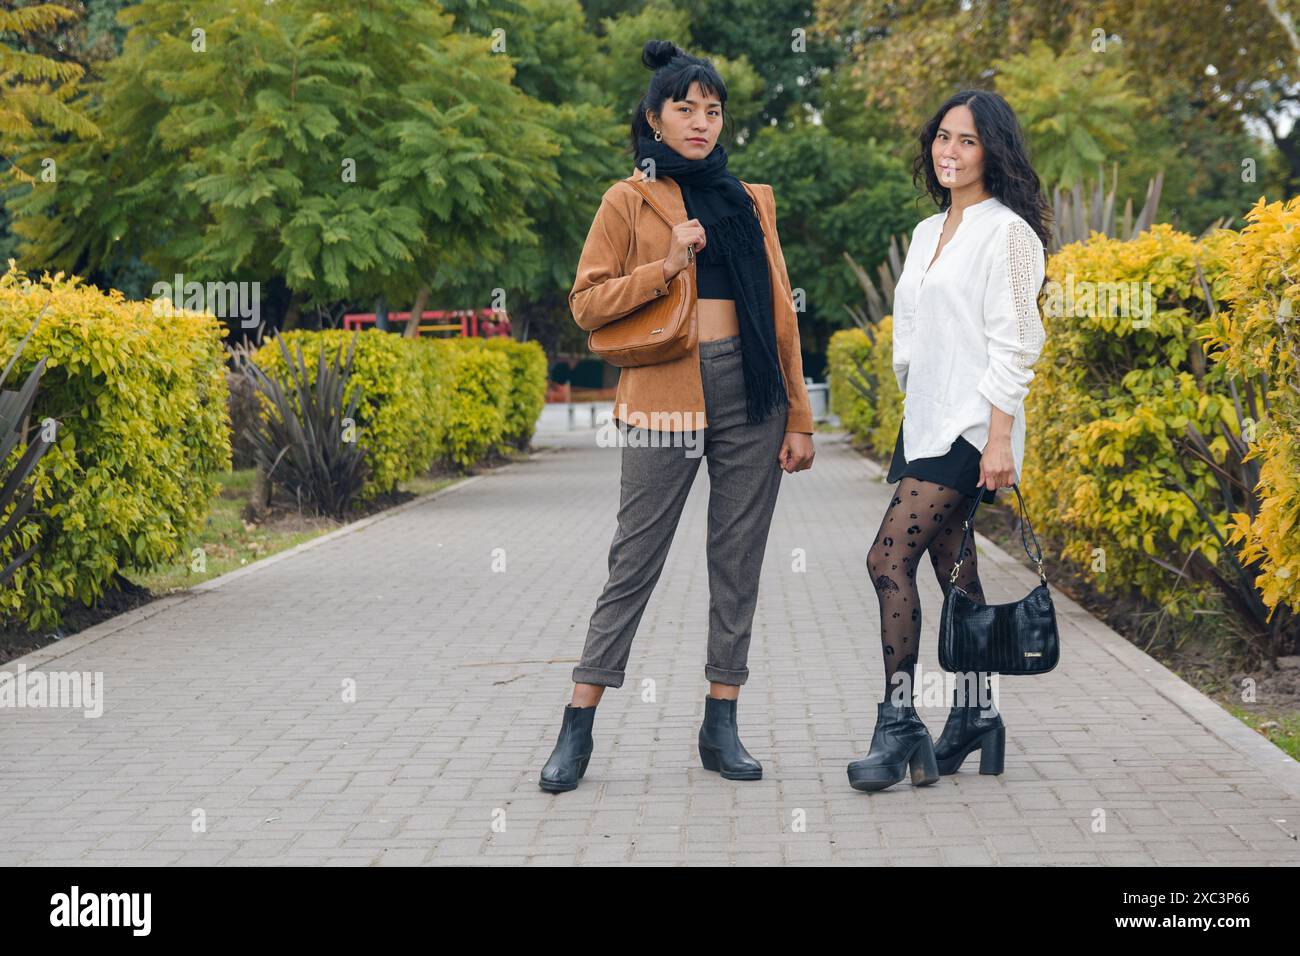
[2,426,1298,865]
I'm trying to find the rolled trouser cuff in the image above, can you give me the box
[572,665,625,688]
[705,664,749,686]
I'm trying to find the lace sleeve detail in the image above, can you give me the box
[1006,218,1046,369]
[976,217,1046,417]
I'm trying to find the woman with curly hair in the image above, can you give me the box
[847,90,1050,792]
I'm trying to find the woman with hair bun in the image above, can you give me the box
[539,39,815,793]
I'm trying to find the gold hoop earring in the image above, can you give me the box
[654,128,662,142]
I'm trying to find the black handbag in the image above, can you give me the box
[937,483,1060,675]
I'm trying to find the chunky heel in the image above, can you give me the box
[978,726,1006,775]
[848,700,936,792]
[908,736,940,786]
[934,687,1006,775]
[578,755,590,778]
[698,744,721,772]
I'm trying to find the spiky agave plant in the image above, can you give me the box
[1049,163,1165,252]
[240,332,371,519]
[843,232,911,331]
[0,304,57,587]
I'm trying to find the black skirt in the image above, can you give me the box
[886,421,997,504]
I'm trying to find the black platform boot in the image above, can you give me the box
[538,704,596,793]
[847,699,940,792]
[934,684,1005,775]
[698,696,762,780]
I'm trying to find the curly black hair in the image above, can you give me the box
[912,89,1052,248]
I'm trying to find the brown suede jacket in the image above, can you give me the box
[568,168,814,434]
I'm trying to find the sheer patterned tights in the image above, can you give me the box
[866,477,990,702]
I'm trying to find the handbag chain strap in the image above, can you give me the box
[949,482,1047,586]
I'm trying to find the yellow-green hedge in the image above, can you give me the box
[830,218,1300,624]
[1204,197,1300,617]
[827,327,875,440]
[484,337,548,450]
[251,329,443,500]
[0,265,231,630]
[1020,224,1237,614]
[828,316,902,458]
[250,333,548,488]
[427,339,510,469]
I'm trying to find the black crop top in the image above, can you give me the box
[695,256,734,299]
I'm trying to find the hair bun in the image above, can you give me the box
[642,39,684,71]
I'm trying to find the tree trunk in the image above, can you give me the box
[247,461,271,518]
[281,291,305,332]
[403,285,431,338]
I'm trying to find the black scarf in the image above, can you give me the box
[634,134,788,425]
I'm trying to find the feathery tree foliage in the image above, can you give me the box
[7,0,564,328]
[993,40,1147,190]
[0,1,99,181]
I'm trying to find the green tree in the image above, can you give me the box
[0,1,99,172]
[733,119,916,360]
[994,39,1147,189]
[817,0,1297,200]
[589,0,763,137]
[1085,0,1300,196]
[8,0,561,330]
[1,1,101,267]
[688,0,843,135]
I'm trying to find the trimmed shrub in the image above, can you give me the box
[250,329,442,500]
[1021,224,1236,614]
[251,331,548,486]
[1204,197,1300,619]
[427,339,509,469]
[483,337,547,450]
[0,265,231,630]
[827,327,875,440]
[827,315,903,458]
[570,358,604,388]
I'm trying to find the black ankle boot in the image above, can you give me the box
[698,696,762,780]
[847,699,940,792]
[934,685,1005,775]
[539,704,596,793]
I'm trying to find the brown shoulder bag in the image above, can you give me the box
[587,180,697,368]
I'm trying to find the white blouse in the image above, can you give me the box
[891,195,1047,481]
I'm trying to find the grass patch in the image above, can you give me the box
[126,467,463,594]
[1222,706,1300,762]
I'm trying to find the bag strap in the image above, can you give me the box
[949,482,1046,587]
[626,178,695,264]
